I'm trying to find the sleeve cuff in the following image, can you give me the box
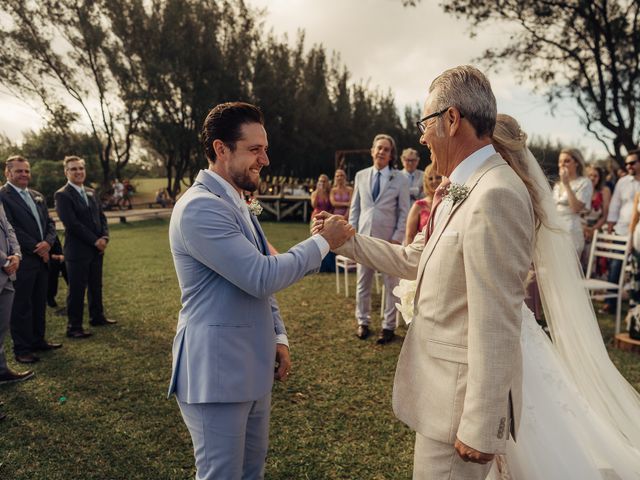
[275,334,289,348]
[311,234,330,258]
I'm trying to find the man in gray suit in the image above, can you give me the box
[168,101,352,480]
[0,201,34,394]
[350,134,410,344]
[400,148,425,203]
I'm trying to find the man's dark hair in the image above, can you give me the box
[201,102,264,163]
[628,149,640,161]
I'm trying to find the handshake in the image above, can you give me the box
[312,212,355,250]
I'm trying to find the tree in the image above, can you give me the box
[442,0,640,164]
[0,0,150,185]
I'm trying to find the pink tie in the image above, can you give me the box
[425,178,451,243]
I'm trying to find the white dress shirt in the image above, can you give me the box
[434,144,496,227]
[607,175,640,235]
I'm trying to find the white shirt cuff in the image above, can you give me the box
[311,234,330,258]
[275,334,289,347]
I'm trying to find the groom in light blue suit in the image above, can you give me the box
[168,102,353,480]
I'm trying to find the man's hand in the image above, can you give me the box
[454,438,495,464]
[313,212,355,249]
[33,241,51,256]
[95,238,108,252]
[274,344,291,382]
[2,255,20,276]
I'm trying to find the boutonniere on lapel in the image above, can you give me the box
[34,196,44,204]
[443,183,470,204]
[86,191,94,197]
[389,171,397,181]
[247,198,263,216]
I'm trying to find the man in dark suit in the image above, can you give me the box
[0,200,33,390]
[54,156,115,339]
[0,155,61,363]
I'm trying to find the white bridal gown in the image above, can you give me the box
[487,305,640,480]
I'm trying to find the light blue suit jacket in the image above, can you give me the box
[168,170,322,403]
[349,167,410,243]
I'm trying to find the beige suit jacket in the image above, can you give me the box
[335,153,535,453]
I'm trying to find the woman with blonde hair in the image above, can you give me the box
[552,148,593,255]
[330,169,352,219]
[310,174,333,221]
[404,163,442,245]
[486,114,640,479]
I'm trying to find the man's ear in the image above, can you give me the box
[212,139,227,159]
[447,109,461,137]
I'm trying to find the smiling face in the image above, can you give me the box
[401,152,419,173]
[222,122,269,193]
[65,159,86,186]
[587,167,600,188]
[334,169,346,186]
[371,138,392,170]
[5,159,31,189]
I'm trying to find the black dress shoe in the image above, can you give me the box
[0,411,6,421]
[356,325,370,340]
[89,317,117,326]
[66,330,93,339]
[0,369,34,384]
[15,353,40,364]
[33,342,63,351]
[376,328,395,345]
[47,300,58,308]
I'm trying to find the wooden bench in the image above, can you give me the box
[613,333,640,353]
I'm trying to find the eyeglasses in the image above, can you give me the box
[67,166,85,172]
[416,107,464,134]
[626,160,638,166]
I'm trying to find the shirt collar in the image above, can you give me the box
[7,182,27,195]
[67,182,85,195]
[203,169,245,210]
[373,165,391,178]
[449,144,496,185]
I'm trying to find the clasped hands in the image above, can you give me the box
[312,212,355,249]
[454,438,495,464]
[2,254,19,276]
[34,240,51,263]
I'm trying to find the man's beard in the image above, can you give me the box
[230,169,259,192]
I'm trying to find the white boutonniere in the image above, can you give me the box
[393,279,417,325]
[247,198,263,216]
[34,196,44,203]
[443,183,469,204]
[86,191,93,197]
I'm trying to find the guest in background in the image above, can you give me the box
[349,133,410,344]
[55,155,116,339]
[404,163,442,245]
[47,235,67,310]
[0,156,61,364]
[399,148,424,202]
[0,201,33,388]
[310,174,333,220]
[553,148,593,255]
[330,169,352,219]
[155,188,169,208]
[582,165,612,270]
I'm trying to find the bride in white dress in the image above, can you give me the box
[486,115,640,479]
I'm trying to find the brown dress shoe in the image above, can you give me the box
[33,341,63,351]
[356,325,370,340]
[15,353,40,364]
[0,369,34,384]
[376,328,395,345]
[66,330,93,339]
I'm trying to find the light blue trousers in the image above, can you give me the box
[178,392,271,480]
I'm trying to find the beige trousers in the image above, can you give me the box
[413,433,493,480]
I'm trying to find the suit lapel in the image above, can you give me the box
[6,186,43,238]
[377,169,395,201]
[66,184,88,211]
[194,170,264,251]
[414,154,507,290]
[250,214,269,255]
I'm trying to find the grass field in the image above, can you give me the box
[0,219,637,479]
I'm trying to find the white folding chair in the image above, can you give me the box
[335,255,356,296]
[584,230,631,334]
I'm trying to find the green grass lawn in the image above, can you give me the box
[130,178,169,203]
[0,220,637,479]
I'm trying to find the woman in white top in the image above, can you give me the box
[552,148,593,255]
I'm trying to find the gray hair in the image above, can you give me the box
[400,148,420,161]
[371,134,397,162]
[429,65,497,138]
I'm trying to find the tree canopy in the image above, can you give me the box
[443,0,640,164]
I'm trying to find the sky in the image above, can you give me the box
[0,0,608,159]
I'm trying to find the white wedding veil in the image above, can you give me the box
[494,114,640,449]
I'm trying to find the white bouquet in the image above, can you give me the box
[393,279,417,325]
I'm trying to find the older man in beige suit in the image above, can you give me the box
[316,66,534,479]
